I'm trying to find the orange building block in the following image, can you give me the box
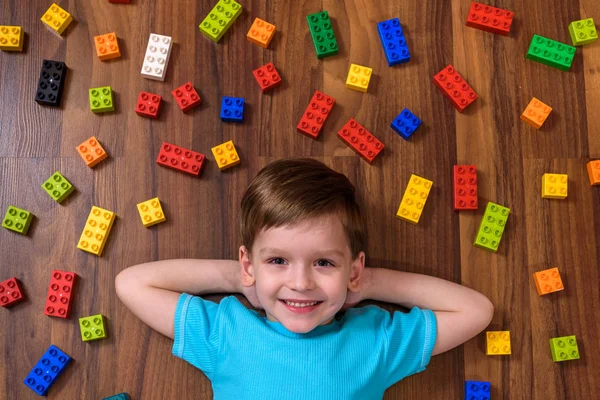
[247,18,275,48]
[94,32,120,60]
[520,97,552,129]
[77,136,108,168]
[587,160,600,186]
[533,267,564,296]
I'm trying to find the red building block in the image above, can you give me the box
[135,91,162,119]
[337,118,384,164]
[433,65,478,113]
[454,165,478,210]
[297,90,336,139]
[0,277,24,308]
[253,63,282,93]
[44,270,77,319]
[172,82,201,112]
[156,142,205,177]
[466,2,514,36]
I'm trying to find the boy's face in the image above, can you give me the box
[240,214,365,334]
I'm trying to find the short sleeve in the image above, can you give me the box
[382,307,437,387]
[172,293,221,377]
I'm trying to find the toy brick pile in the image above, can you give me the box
[1,1,599,398]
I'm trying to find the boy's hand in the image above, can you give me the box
[241,284,263,310]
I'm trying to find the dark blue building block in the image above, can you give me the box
[220,96,245,122]
[465,380,491,400]
[391,108,422,140]
[24,345,71,396]
[377,18,410,66]
[103,393,130,400]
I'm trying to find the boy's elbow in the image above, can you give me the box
[478,295,495,330]
[115,266,136,301]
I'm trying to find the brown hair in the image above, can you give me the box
[240,158,366,258]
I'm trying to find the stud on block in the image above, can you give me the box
[0,26,24,51]
[453,165,478,211]
[42,171,74,203]
[77,136,108,168]
[464,380,491,400]
[465,2,514,36]
[253,63,282,93]
[486,331,511,355]
[0,278,24,308]
[198,0,242,43]
[396,174,433,224]
[377,18,410,66]
[77,206,115,256]
[568,18,597,46]
[137,197,166,227]
[40,3,73,36]
[172,82,201,112]
[533,267,564,296]
[337,118,384,164]
[297,90,336,139]
[79,314,107,342]
[433,65,478,112]
[135,91,162,118]
[549,335,580,362]
[345,63,372,92]
[141,33,172,81]
[94,32,121,60]
[520,97,552,129]
[23,345,71,396]
[44,270,77,318]
[156,142,205,176]
[247,18,276,48]
[586,160,600,186]
[526,34,575,71]
[220,96,245,122]
[89,86,115,113]
[2,206,33,235]
[541,173,567,199]
[35,60,67,107]
[474,202,510,252]
[390,108,421,140]
[306,11,338,58]
[211,140,241,171]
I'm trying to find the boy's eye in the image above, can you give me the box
[315,259,334,267]
[268,257,287,265]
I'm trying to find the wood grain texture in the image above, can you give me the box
[1,0,599,399]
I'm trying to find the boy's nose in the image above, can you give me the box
[289,266,315,291]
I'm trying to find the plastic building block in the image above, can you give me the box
[568,18,597,46]
[526,34,575,71]
[220,96,245,122]
[89,86,115,113]
[172,82,201,112]
[542,173,568,199]
[453,165,478,211]
[464,380,491,400]
[136,91,162,119]
[0,26,24,51]
[297,90,336,139]
[377,18,410,66]
[486,331,511,355]
[44,270,77,318]
[104,394,130,400]
[247,18,276,48]
[391,108,421,140]
[94,32,121,60]
[520,97,552,129]
[156,142,206,176]
[466,2,514,36]
[137,197,166,227]
[198,0,242,43]
[42,171,74,203]
[23,345,71,396]
[40,3,73,36]
[550,335,580,362]
[253,63,282,93]
[2,206,33,235]
[79,314,107,342]
[77,206,116,256]
[337,118,384,164]
[211,140,241,171]
[77,136,108,168]
[433,65,478,113]
[396,174,433,224]
[474,202,510,252]
[345,63,372,92]
[35,60,67,107]
[587,160,600,186]
[306,11,338,58]
[533,267,564,296]
[0,278,24,308]
[141,33,172,81]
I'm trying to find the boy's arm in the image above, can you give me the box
[115,259,241,339]
[361,268,494,356]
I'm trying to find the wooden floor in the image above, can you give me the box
[1,0,599,399]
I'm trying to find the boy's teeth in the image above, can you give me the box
[284,300,318,307]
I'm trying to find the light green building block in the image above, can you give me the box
[2,205,33,235]
[550,335,580,362]
[474,202,510,252]
[89,86,114,113]
[79,314,107,342]
[568,18,598,46]
[41,171,74,203]
[198,0,242,43]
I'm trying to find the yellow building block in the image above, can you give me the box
[542,173,567,199]
[345,63,372,92]
[0,26,24,51]
[137,197,166,227]
[396,174,433,224]
[486,331,511,355]
[41,3,73,36]
[520,97,552,129]
[77,206,115,256]
[211,140,240,171]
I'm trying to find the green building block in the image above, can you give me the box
[2,206,33,235]
[79,314,107,342]
[550,335,580,362]
[41,171,74,203]
[89,86,114,113]
[474,202,510,252]
[306,11,339,59]
[526,34,576,71]
[103,393,130,400]
[198,0,242,43]
[568,18,598,46]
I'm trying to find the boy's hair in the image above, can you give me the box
[240,158,366,259]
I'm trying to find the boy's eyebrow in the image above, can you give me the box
[259,247,346,258]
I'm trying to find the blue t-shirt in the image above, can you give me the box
[172,294,437,400]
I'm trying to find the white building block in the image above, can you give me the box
[140,33,172,81]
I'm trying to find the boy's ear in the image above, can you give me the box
[347,251,366,292]
[239,245,256,287]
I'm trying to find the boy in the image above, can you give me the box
[116,158,494,399]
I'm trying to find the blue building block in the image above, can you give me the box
[465,380,491,400]
[24,345,71,396]
[103,393,130,400]
[377,18,410,66]
[391,108,422,140]
[220,96,245,122]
